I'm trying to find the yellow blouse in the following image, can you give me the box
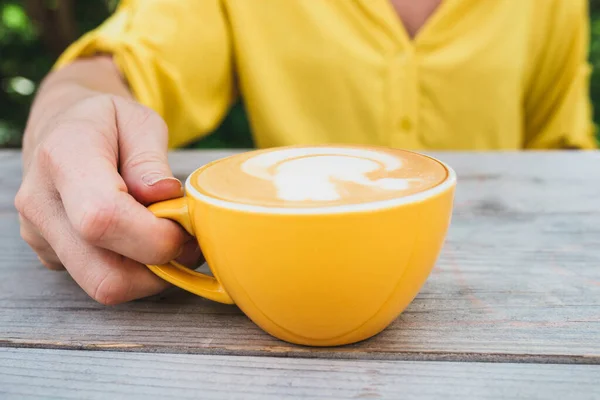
[55,0,598,150]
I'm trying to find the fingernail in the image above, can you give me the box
[142,173,181,187]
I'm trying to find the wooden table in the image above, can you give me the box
[1,150,599,399]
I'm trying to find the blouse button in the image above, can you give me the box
[399,116,413,132]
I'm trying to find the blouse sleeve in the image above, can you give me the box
[523,0,597,149]
[54,0,236,148]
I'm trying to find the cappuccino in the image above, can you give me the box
[191,146,447,209]
[147,144,456,346]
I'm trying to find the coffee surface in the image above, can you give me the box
[193,146,447,208]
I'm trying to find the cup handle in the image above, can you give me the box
[146,197,235,305]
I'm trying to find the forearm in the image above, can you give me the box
[23,55,133,163]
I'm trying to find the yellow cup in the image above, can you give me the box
[146,147,456,347]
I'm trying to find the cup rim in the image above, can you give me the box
[184,146,457,215]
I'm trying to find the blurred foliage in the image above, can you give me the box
[588,0,600,139]
[2,0,600,148]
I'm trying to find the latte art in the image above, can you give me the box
[241,148,422,202]
[193,146,447,208]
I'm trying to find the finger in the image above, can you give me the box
[44,124,186,265]
[113,97,183,205]
[35,197,171,305]
[19,214,64,270]
[15,173,64,271]
[174,235,205,269]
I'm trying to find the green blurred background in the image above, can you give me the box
[2,0,600,149]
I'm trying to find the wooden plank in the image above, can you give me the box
[1,348,599,400]
[1,150,599,362]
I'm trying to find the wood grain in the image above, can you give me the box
[1,150,599,363]
[1,348,599,400]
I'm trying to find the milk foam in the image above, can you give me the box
[241,148,422,202]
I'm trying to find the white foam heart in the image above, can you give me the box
[241,148,419,202]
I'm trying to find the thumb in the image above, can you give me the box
[113,97,183,205]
